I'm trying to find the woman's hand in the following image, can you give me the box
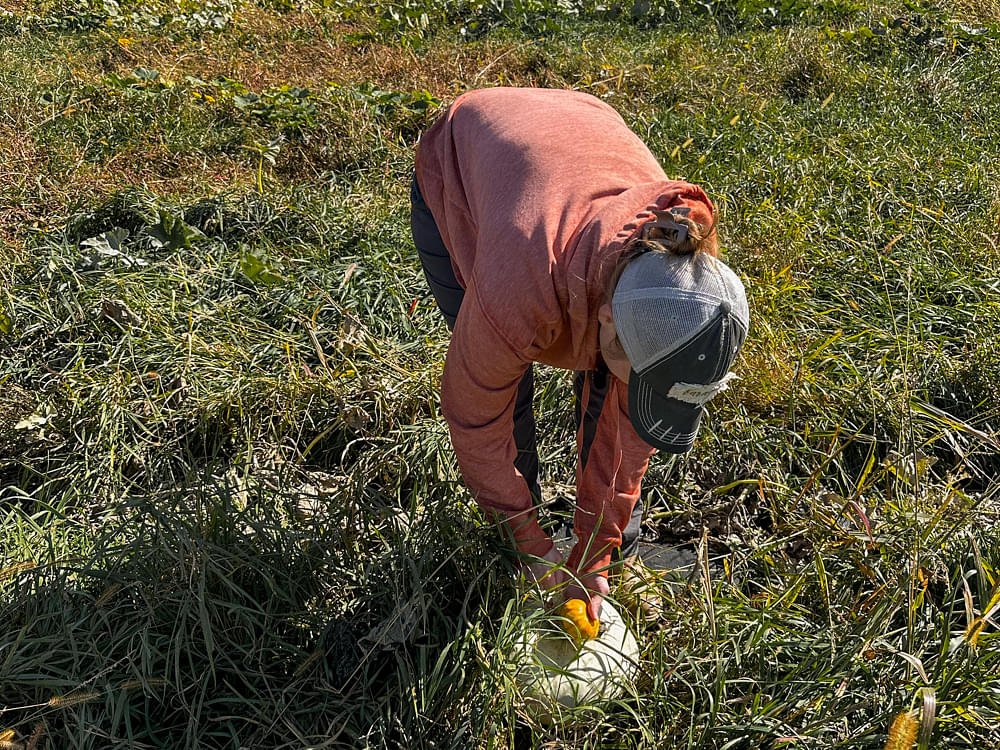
[522,546,569,593]
[565,572,610,622]
[521,548,609,622]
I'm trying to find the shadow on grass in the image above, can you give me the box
[0,466,506,749]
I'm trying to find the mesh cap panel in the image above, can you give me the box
[613,293,717,371]
[612,251,749,374]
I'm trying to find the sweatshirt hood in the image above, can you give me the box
[556,180,717,371]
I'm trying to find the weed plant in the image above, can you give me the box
[2,0,1000,748]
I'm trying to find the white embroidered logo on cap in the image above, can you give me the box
[667,372,739,406]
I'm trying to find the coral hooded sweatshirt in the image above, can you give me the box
[415,87,715,576]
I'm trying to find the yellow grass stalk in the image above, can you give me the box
[25,724,45,750]
[293,648,324,678]
[0,562,35,582]
[119,678,168,691]
[884,711,919,750]
[94,583,122,607]
[47,690,101,708]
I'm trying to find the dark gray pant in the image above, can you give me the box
[410,175,641,559]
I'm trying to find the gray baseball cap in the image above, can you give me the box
[611,248,749,452]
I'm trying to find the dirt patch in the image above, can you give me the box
[64,149,251,206]
[128,10,562,101]
[0,0,34,14]
[953,0,1000,23]
[0,207,42,247]
[0,383,35,435]
[1,140,249,250]
[0,125,47,245]
[0,125,45,190]
[0,8,583,233]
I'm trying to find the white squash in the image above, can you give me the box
[510,599,640,724]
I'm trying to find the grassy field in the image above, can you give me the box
[2,0,1000,747]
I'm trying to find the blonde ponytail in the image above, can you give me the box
[603,209,719,305]
[643,212,717,257]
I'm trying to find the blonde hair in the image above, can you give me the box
[603,212,719,306]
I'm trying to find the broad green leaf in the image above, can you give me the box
[233,93,261,108]
[14,413,47,430]
[240,252,285,285]
[146,211,204,251]
[133,67,160,82]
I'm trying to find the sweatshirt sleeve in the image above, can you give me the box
[440,283,555,562]
[566,372,656,577]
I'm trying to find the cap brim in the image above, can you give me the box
[627,371,703,453]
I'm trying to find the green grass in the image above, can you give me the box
[2,0,1000,747]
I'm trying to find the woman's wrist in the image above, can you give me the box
[565,539,614,579]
